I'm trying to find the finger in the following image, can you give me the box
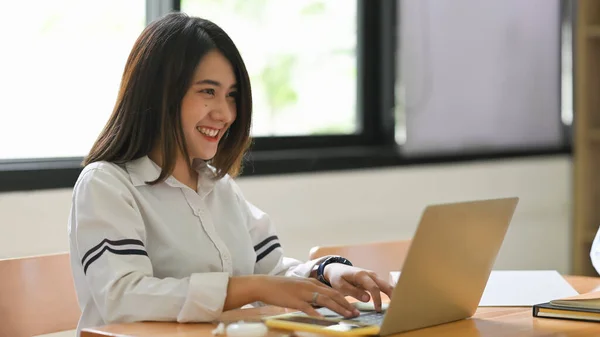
[321,287,360,317]
[355,274,383,312]
[315,292,357,318]
[306,279,358,315]
[339,278,370,302]
[373,277,394,299]
[296,301,323,317]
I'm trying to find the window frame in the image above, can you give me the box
[0,0,571,192]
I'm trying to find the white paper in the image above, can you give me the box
[478,270,579,306]
[389,270,579,307]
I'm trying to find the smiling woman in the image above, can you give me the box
[68,11,392,337]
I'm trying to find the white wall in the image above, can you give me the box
[0,155,572,273]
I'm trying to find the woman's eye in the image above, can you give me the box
[228,91,238,100]
[200,88,215,95]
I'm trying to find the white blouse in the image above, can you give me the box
[68,156,327,336]
[591,227,600,275]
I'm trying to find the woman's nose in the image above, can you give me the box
[211,99,235,123]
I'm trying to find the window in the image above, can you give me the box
[561,0,574,130]
[0,0,146,160]
[0,0,571,192]
[181,0,358,137]
[395,0,569,156]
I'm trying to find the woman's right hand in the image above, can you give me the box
[253,275,360,318]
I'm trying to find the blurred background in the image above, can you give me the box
[1,0,590,301]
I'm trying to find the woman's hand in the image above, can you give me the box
[323,265,394,312]
[252,275,360,318]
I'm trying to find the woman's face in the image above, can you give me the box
[180,50,238,160]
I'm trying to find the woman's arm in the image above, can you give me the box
[223,275,261,310]
[228,178,391,313]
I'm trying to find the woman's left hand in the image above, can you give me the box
[323,264,394,312]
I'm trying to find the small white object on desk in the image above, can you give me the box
[225,321,268,337]
[212,322,226,335]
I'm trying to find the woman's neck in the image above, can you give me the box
[148,149,198,192]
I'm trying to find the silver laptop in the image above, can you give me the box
[264,197,519,336]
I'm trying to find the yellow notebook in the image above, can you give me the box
[533,291,600,322]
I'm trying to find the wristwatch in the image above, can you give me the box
[316,256,353,287]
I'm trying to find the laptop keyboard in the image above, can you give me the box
[316,307,386,326]
[348,311,386,325]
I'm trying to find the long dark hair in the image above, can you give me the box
[84,12,252,182]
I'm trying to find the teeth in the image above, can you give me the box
[197,127,219,137]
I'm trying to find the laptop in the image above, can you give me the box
[263,197,519,336]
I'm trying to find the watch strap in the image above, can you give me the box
[316,256,353,286]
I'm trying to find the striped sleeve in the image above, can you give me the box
[254,235,281,264]
[80,238,148,275]
[70,166,230,325]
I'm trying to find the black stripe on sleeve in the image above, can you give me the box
[254,235,278,251]
[81,238,145,265]
[256,243,282,263]
[83,246,148,274]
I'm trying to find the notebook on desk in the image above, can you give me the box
[533,291,600,322]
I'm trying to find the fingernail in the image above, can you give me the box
[362,295,369,301]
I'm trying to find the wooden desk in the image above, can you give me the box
[82,275,600,337]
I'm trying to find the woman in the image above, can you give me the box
[68,12,393,334]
